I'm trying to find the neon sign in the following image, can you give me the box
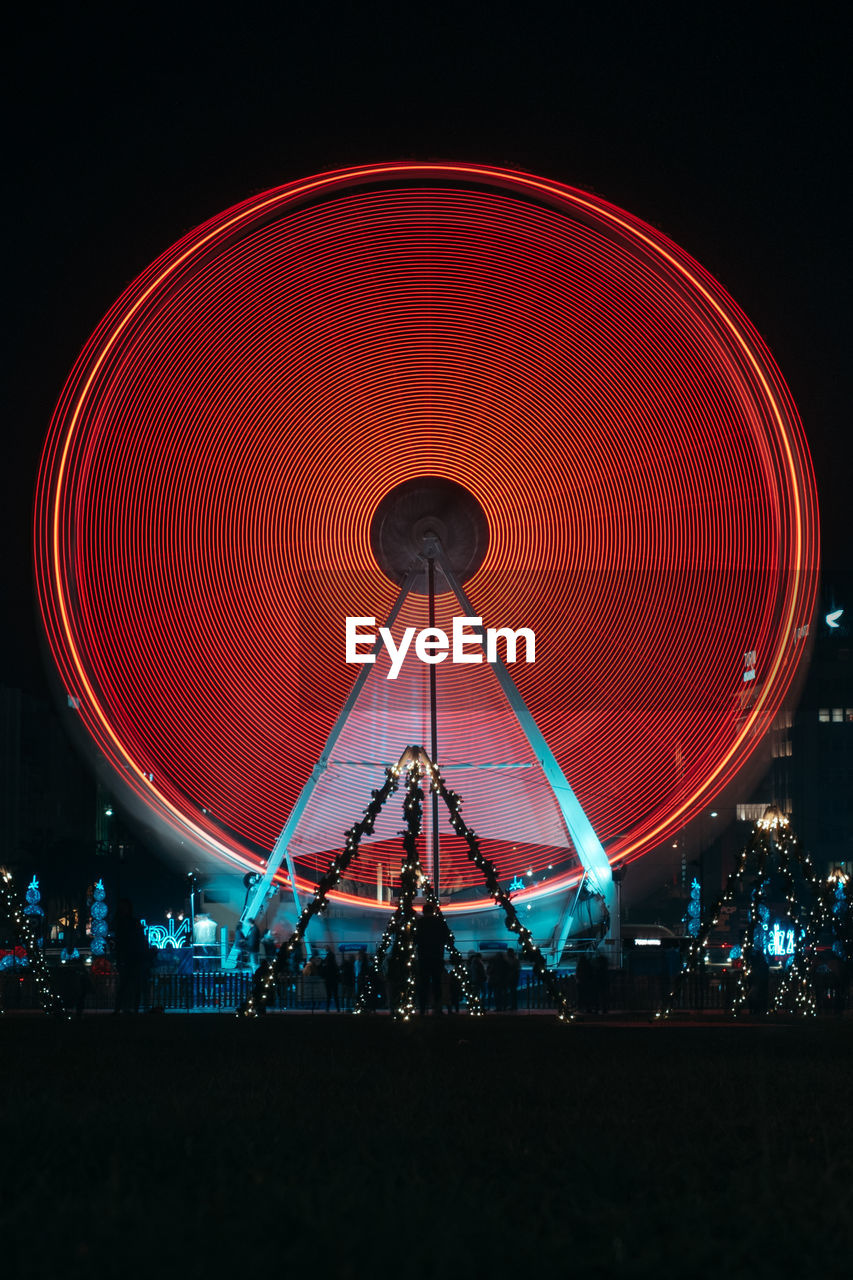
[141,917,190,949]
[766,923,796,957]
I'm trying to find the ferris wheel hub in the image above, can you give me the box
[369,476,490,593]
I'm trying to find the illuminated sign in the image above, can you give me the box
[141,916,190,949]
[767,923,796,957]
[729,924,798,961]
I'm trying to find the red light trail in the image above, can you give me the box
[34,163,819,903]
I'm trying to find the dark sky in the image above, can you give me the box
[4,5,851,699]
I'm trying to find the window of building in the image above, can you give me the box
[832,708,844,723]
[737,803,769,822]
[819,709,830,722]
[846,709,853,723]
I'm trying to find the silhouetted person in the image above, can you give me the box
[576,953,593,1014]
[416,902,445,1014]
[505,948,521,1011]
[445,967,461,1013]
[595,951,610,1014]
[245,918,261,974]
[467,952,486,1007]
[321,947,340,1011]
[340,953,355,1008]
[748,951,770,1015]
[60,930,91,1017]
[354,948,369,1001]
[113,899,147,1013]
[234,922,248,969]
[386,944,407,1012]
[488,950,509,1011]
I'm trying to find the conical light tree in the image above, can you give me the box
[0,868,65,1017]
[661,807,829,1019]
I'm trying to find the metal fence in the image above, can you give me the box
[1,966,848,1015]
[1,969,571,1014]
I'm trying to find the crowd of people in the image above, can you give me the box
[293,941,525,1014]
[237,903,529,1014]
[52,900,536,1016]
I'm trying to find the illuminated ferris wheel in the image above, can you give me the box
[34,162,818,938]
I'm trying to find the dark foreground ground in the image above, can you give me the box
[1,1014,852,1279]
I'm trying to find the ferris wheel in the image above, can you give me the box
[35,162,818,940]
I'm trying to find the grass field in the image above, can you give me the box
[2,1014,851,1278]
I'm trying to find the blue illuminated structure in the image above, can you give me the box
[23,876,44,929]
[766,923,797,958]
[90,878,108,956]
[685,877,701,938]
[832,876,849,959]
[142,916,191,949]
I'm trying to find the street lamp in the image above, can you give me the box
[700,810,719,926]
[186,870,201,991]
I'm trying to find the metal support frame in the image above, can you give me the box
[550,869,587,965]
[227,539,614,966]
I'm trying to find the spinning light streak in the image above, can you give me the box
[34,163,818,905]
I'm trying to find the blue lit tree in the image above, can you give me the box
[831,875,851,961]
[90,879,108,956]
[23,875,45,943]
[685,877,701,937]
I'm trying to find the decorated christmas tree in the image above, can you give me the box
[661,807,829,1019]
[0,868,65,1016]
[242,745,575,1021]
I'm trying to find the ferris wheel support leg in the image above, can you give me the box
[550,870,588,965]
[223,826,307,970]
[430,543,614,906]
[603,877,620,969]
[224,565,423,969]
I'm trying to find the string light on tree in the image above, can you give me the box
[0,868,66,1018]
[658,807,830,1021]
[240,746,573,1021]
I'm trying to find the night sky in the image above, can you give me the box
[5,5,850,702]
